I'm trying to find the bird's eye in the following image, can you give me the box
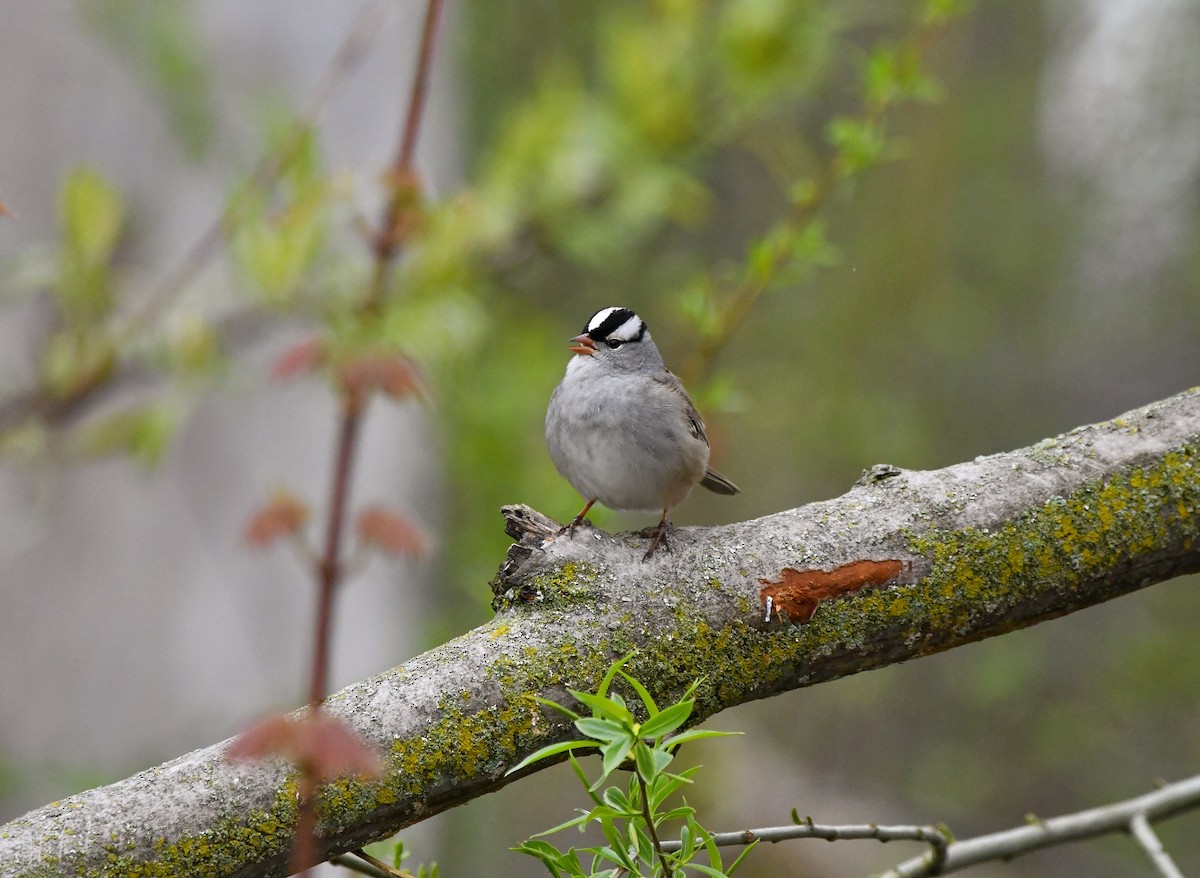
[606,338,624,349]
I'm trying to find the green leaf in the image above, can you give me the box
[675,276,720,339]
[597,737,635,783]
[617,669,660,717]
[575,717,628,743]
[559,848,586,877]
[629,821,653,864]
[596,652,635,698]
[657,805,696,823]
[651,746,674,776]
[514,838,565,859]
[648,770,696,810]
[687,865,732,878]
[678,819,695,860]
[638,699,693,740]
[591,852,631,878]
[633,741,660,782]
[76,402,180,469]
[726,838,759,874]
[59,167,124,271]
[568,753,606,807]
[602,786,634,815]
[512,839,570,878]
[56,167,125,325]
[826,115,886,176]
[506,739,595,775]
[597,820,637,871]
[39,330,116,400]
[227,126,330,305]
[864,47,901,106]
[663,728,741,749]
[571,690,635,726]
[528,694,582,721]
[530,810,593,838]
[699,824,724,870]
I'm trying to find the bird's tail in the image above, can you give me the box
[700,469,740,495]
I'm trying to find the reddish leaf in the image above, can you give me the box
[244,489,309,548]
[301,712,383,780]
[337,352,424,404]
[373,355,424,401]
[228,710,382,781]
[227,712,293,761]
[0,199,15,220]
[356,505,426,557]
[272,337,326,381]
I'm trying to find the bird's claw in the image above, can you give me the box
[640,520,673,561]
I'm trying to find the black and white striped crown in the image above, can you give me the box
[584,306,646,344]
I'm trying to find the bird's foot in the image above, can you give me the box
[551,499,598,543]
[555,515,593,541]
[640,520,673,561]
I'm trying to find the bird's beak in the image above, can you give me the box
[569,334,597,356]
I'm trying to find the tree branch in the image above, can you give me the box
[880,774,1200,877]
[1,388,1198,877]
[659,818,950,858]
[653,775,1200,877]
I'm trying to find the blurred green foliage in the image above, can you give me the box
[56,167,125,326]
[229,127,332,308]
[82,0,217,159]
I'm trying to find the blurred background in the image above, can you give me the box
[1,1,1199,876]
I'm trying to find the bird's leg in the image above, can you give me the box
[557,499,597,539]
[641,509,672,561]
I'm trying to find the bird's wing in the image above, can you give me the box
[652,371,709,445]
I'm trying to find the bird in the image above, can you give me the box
[544,306,739,560]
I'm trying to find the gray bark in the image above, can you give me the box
[1,388,1198,878]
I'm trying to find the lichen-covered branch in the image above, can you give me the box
[2,388,1198,878]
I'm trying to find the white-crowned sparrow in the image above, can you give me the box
[545,306,739,560]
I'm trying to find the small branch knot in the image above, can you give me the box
[490,504,564,608]
[857,463,905,486]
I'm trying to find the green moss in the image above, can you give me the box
[20,784,302,878]
[903,442,1199,636]
[492,560,603,610]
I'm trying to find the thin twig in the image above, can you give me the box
[881,775,1200,878]
[328,848,418,878]
[1129,813,1185,878]
[330,853,393,878]
[371,0,445,269]
[305,0,444,710]
[293,3,445,874]
[307,407,363,706]
[659,819,949,860]
[636,771,676,878]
